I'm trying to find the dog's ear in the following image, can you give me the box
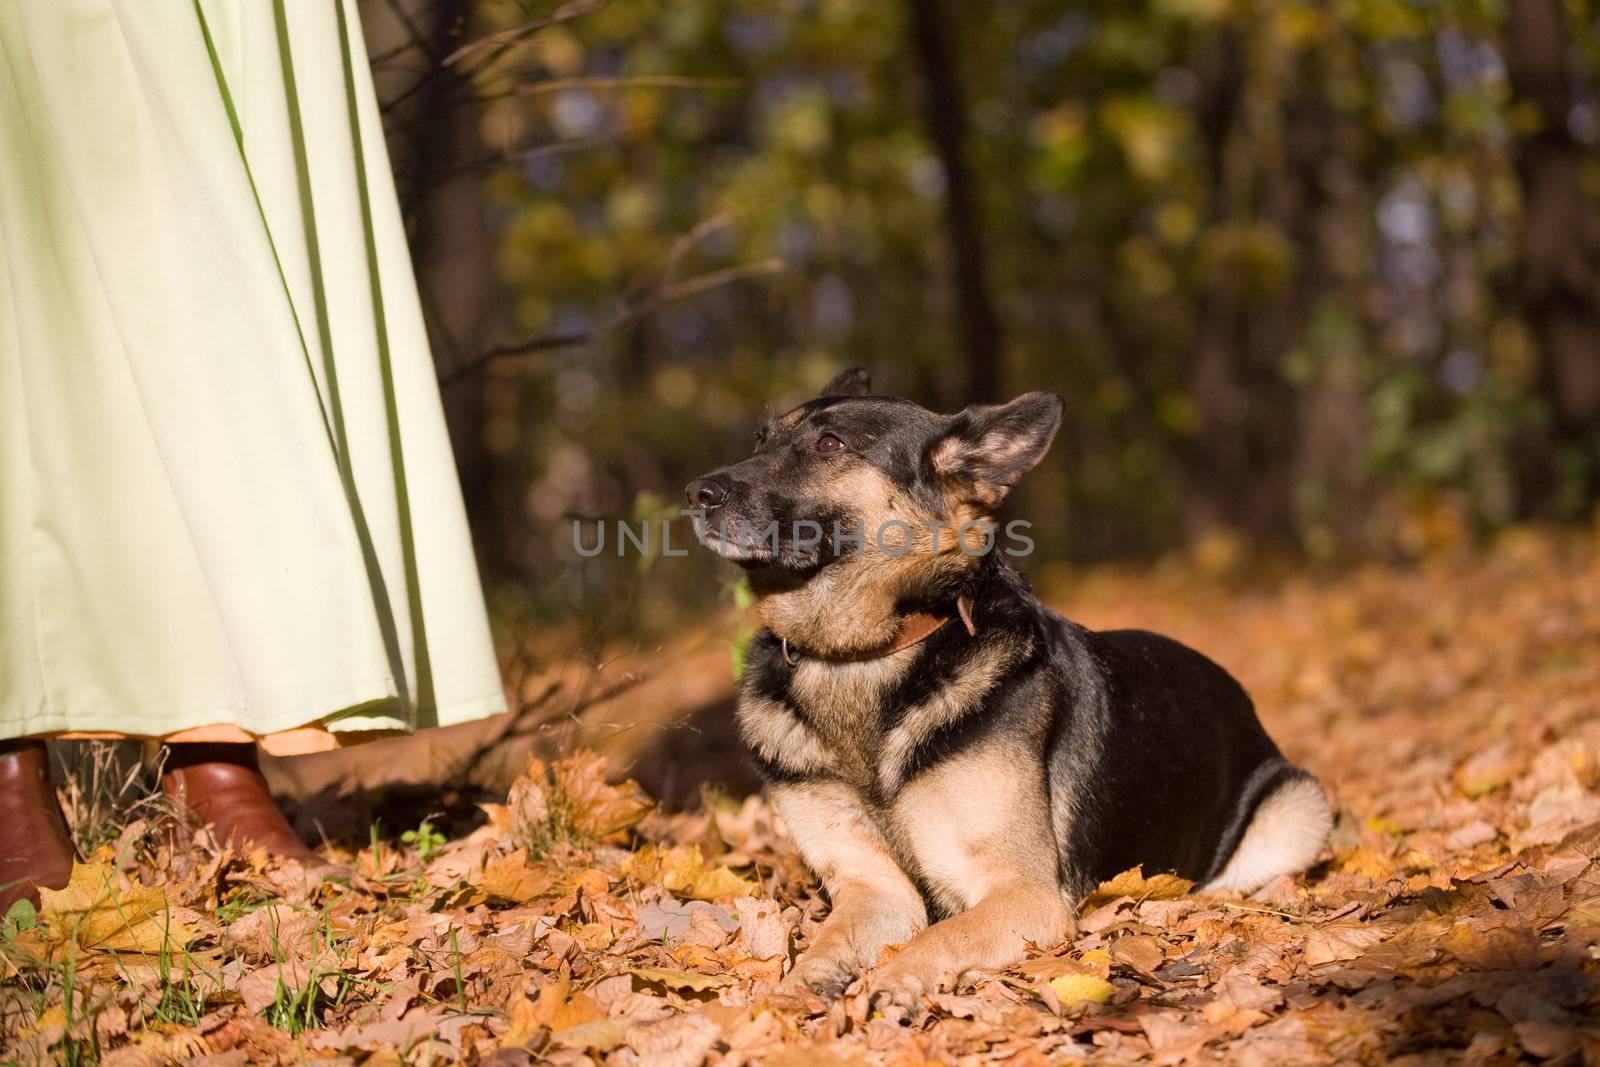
[931,391,1063,508]
[819,367,872,398]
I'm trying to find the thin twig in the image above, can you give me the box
[1215,900,1300,919]
[438,334,591,389]
[653,202,764,293]
[648,258,784,308]
[368,0,435,66]
[441,0,612,66]
[471,74,742,105]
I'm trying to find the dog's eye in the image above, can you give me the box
[814,432,844,454]
[753,427,768,448]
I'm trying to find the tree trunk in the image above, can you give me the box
[1183,26,1251,537]
[367,0,500,555]
[904,0,1003,403]
[1504,0,1600,514]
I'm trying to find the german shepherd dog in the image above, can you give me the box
[686,368,1332,1006]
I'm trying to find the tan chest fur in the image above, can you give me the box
[738,650,913,787]
[885,739,1058,914]
[740,632,1045,912]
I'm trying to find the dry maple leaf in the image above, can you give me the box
[237,959,326,1014]
[505,752,653,850]
[734,896,791,960]
[551,1017,634,1053]
[1109,933,1166,977]
[101,1028,210,1065]
[506,758,552,848]
[1440,921,1542,971]
[622,844,757,901]
[1301,921,1389,967]
[1137,1008,1208,1054]
[554,751,653,841]
[617,1012,720,1067]
[499,983,547,1050]
[476,848,558,905]
[502,971,606,1050]
[1082,866,1195,911]
[544,866,612,921]
[1015,950,1111,982]
[221,904,318,964]
[629,965,739,992]
[636,898,737,942]
[37,862,195,955]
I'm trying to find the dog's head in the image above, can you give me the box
[686,369,1061,630]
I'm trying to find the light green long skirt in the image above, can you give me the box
[0,1,505,743]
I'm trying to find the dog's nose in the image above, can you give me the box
[687,475,729,509]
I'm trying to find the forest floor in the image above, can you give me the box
[4,526,1600,1065]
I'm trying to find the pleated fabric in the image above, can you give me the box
[0,0,505,742]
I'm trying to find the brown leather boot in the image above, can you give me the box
[0,741,77,918]
[160,743,322,865]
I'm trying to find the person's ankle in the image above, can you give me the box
[162,742,259,773]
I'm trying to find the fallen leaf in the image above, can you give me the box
[38,862,194,954]
[622,844,757,901]
[635,898,736,942]
[734,896,790,959]
[506,761,551,848]
[222,904,317,964]
[1017,951,1111,981]
[1083,866,1194,910]
[1513,1020,1581,1060]
[618,1012,720,1067]
[554,752,653,842]
[1139,1008,1204,1051]
[1048,972,1114,1006]
[628,965,739,992]
[551,1017,633,1052]
[1110,934,1165,976]
[1441,922,1541,971]
[502,972,606,1048]
[1302,921,1389,967]
[478,849,557,904]
[238,960,322,1014]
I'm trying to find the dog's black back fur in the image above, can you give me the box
[1061,626,1301,888]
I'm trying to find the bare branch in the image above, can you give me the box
[647,257,784,309]
[441,0,612,66]
[370,0,439,65]
[438,332,591,390]
[470,74,742,106]
[652,202,769,293]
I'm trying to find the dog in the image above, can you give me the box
[686,368,1332,1007]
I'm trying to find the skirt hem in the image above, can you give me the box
[1,675,398,742]
[5,687,507,755]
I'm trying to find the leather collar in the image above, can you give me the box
[781,595,977,665]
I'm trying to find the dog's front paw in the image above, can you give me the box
[865,958,944,1013]
[779,951,857,1001]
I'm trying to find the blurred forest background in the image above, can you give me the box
[357,0,1600,647]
